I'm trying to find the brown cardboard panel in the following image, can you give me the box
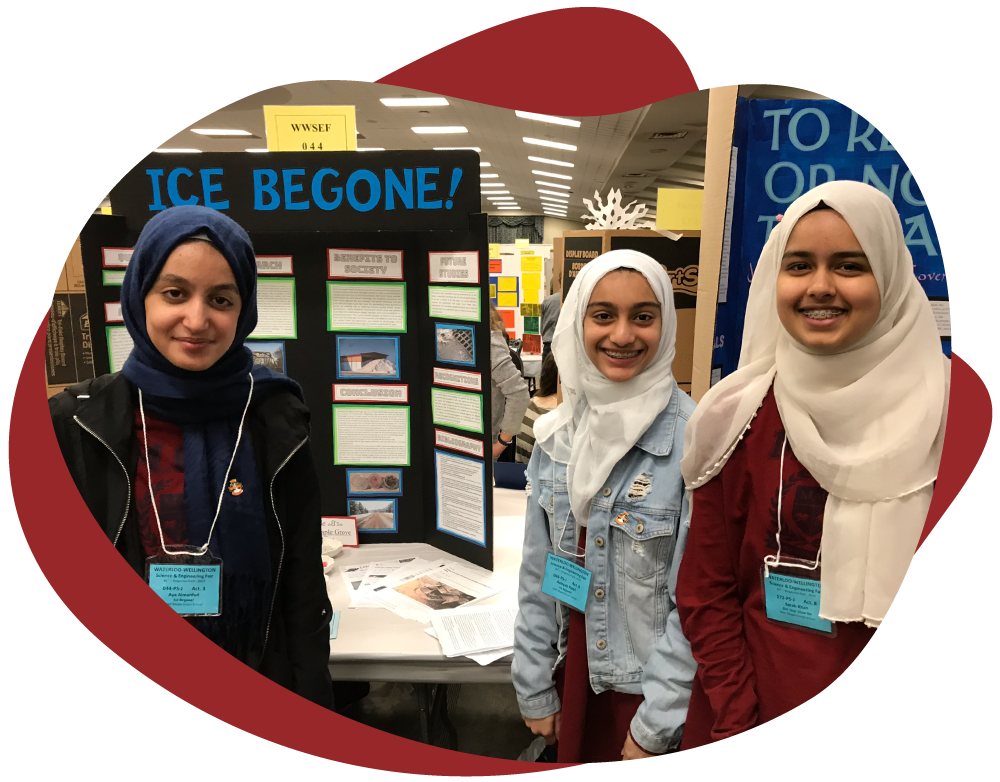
[672,308,696,387]
[552,236,564,294]
[45,292,95,387]
[64,237,87,293]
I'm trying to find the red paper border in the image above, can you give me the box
[256,254,294,275]
[328,247,404,280]
[332,383,409,403]
[429,250,480,285]
[321,516,359,548]
[432,366,483,392]
[101,246,134,268]
[434,427,486,458]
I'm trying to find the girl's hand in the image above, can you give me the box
[621,733,657,760]
[492,440,508,459]
[524,712,561,745]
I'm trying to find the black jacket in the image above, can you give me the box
[48,372,334,708]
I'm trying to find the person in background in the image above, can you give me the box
[540,282,561,363]
[48,205,335,708]
[515,351,558,464]
[676,181,950,747]
[489,300,530,461]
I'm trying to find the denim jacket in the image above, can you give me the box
[511,385,697,754]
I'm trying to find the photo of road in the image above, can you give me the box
[349,499,396,531]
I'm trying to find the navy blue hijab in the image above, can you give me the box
[121,205,298,663]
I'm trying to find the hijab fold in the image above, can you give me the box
[680,181,949,627]
[534,250,678,526]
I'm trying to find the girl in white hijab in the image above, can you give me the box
[512,250,698,762]
[675,180,949,747]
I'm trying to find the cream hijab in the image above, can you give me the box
[681,180,949,627]
[534,250,678,527]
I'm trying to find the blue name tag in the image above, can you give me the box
[329,610,341,639]
[148,564,222,616]
[541,552,592,612]
[763,571,832,634]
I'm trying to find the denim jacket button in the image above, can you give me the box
[596,639,607,650]
[602,487,611,496]
[594,588,605,599]
[636,522,644,533]
[595,537,605,547]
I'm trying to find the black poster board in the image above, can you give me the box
[608,235,700,310]
[80,151,495,570]
[561,235,604,297]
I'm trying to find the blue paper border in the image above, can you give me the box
[335,334,401,381]
[346,468,403,497]
[348,497,398,534]
[435,322,476,366]
[433,449,487,548]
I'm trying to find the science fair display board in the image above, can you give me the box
[488,242,551,351]
[711,98,949,384]
[79,150,495,570]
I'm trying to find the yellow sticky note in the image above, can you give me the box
[497,292,518,307]
[523,272,542,290]
[490,284,497,299]
[521,256,542,272]
[263,105,357,151]
[656,189,703,231]
[498,276,517,292]
[515,238,529,248]
[523,289,540,304]
[489,243,501,260]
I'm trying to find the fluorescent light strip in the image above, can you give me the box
[433,146,481,151]
[496,206,521,210]
[523,137,577,151]
[381,97,449,107]
[515,110,581,128]
[155,148,201,153]
[412,126,468,134]
[191,128,252,136]
[481,173,499,178]
[480,162,491,167]
[535,180,571,190]
[480,183,506,188]
[357,147,386,151]
[531,169,572,180]
[487,196,516,201]
[543,208,568,213]
[538,189,571,198]
[539,195,569,204]
[528,156,573,168]
[246,148,269,153]
[481,190,510,195]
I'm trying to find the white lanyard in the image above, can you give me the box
[138,372,254,558]
[763,435,821,577]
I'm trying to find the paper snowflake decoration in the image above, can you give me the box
[581,188,650,230]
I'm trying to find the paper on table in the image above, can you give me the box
[429,605,517,657]
[369,559,502,624]
[352,558,426,609]
[425,627,512,666]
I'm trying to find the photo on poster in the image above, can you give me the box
[249,278,297,339]
[346,469,403,496]
[332,405,410,465]
[428,285,481,322]
[431,387,483,433]
[429,251,480,284]
[348,498,398,532]
[435,449,487,547]
[328,281,407,332]
[435,323,476,366]
[329,248,404,280]
[246,340,286,374]
[336,335,400,380]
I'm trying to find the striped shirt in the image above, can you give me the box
[515,399,557,463]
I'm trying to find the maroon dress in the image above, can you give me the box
[675,387,875,748]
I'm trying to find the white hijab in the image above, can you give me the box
[681,180,949,627]
[534,250,678,527]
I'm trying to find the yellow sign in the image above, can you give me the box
[521,256,542,272]
[498,276,518,292]
[523,289,540,304]
[489,244,501,260]
[498,292,518,307]
[523,272,542,291]
[520,248,534,255]
[263,105,357,152]
[490,284,497,299]
[515,238,529,248]
[656,189,703,231]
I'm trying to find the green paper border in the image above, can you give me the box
[327,281,407,333]
[105,325,132,372]
[332,404,411,466]
[249,278,298,339]
[431,387,484,434]
[427,285,482,323]
[102,270,125,286]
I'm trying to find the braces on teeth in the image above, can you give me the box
[802,310,843,318]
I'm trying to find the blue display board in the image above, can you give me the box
[712,99,949,383]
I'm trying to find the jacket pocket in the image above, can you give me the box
[611,510,677,581]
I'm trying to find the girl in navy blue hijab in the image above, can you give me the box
[50,205,334,707]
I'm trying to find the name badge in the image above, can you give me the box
[762,569,833,634]
[541,552,592,612]
[146,556,223,617]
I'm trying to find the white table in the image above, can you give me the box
[521,354,542,378]
[326,487,528,684]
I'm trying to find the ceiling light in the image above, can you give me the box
[435,146,481,152]
[539,195,569,204]
[535,181,571,190]
[246,148,269,153]
[531,169,572,180]
[538,189,571,198]
[496,206,521,210]
[481,173,499,178]
[155,148,201,153]
[528,156,574,168]
[190,128,252,136]
[480,183,506,187]
[357,147,386,151]
[487,196,516,201]
[381,97,449,107]
[544,211,568,217]
[523,137,577,151]
[481,190,509,195]
[543,207,568,213]
[480,162,491,167]
[412,126,468,134]
[515,110,581,128]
